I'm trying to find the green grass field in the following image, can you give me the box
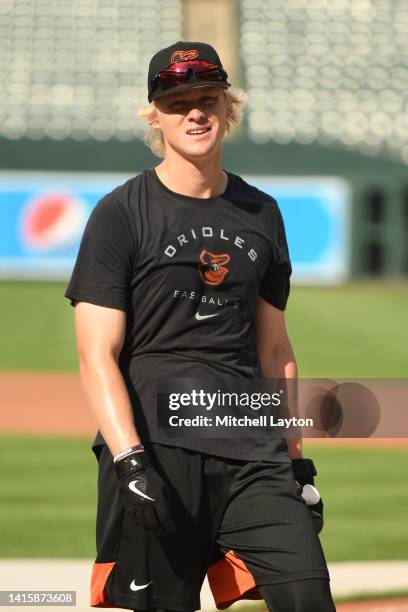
[0,436,96,558]
[0,280,407,376]
[0,281,407,561]
[0,435,407,560]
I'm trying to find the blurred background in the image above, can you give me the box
[0,0,407,609]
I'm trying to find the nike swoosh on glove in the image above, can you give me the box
[292,458,324,534]
[114,451,175,536]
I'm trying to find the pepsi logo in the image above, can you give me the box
[21,192,87,252]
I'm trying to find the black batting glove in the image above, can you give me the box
[114,451,175,536]
[292,458,324,534]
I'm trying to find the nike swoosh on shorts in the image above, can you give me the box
[130,580,153,592]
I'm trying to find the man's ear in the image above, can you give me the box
[148,107,160,129]
[225,101,233,133]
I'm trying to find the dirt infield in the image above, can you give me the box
[336,598,408,611]
[1,373,407,449]
[2,556,408,611]
[0,373,407,612]
[0,372,96,435]
[259,598,408,611]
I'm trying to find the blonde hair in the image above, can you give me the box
[137,87,247,158]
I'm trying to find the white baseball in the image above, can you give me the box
[301,484,321,506]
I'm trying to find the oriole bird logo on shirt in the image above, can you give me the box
[199,250,230,285]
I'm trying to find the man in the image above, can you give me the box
[65,41,336,612]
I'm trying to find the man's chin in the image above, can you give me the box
[181,141,220,159]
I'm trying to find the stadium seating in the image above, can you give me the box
[0,0,182,142]
[238,0,408,164]
[1,0,407,167]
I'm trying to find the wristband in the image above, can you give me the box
[114,449,150,479]
[113,444,145,463]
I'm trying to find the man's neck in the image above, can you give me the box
[155,154,227,199]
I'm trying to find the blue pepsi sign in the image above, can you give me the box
[0,172,350,282]
[0,172,131,278]
[249,177,351,283]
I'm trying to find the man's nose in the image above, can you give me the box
[187,106,206,121]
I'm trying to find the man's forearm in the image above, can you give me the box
[259,343,302,459]
[286,435,302,459]
[79,354,141,457]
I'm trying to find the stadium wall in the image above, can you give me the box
[1,137,407,278]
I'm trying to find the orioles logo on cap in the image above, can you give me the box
[199,250,230,286]
[170,49,199,64]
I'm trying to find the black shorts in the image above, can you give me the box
[91,443,331,611]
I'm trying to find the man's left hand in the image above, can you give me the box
[292,458,324,534]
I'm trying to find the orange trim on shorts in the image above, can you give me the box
[207,550,262,609]
[91,562,116,607]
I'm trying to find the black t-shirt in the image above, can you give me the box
[65,168,293,462]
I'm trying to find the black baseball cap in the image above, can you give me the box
[148,41,230,102]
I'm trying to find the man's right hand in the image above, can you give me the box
[114,451,175,536]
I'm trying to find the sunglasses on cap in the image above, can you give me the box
[151,60,229,96]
